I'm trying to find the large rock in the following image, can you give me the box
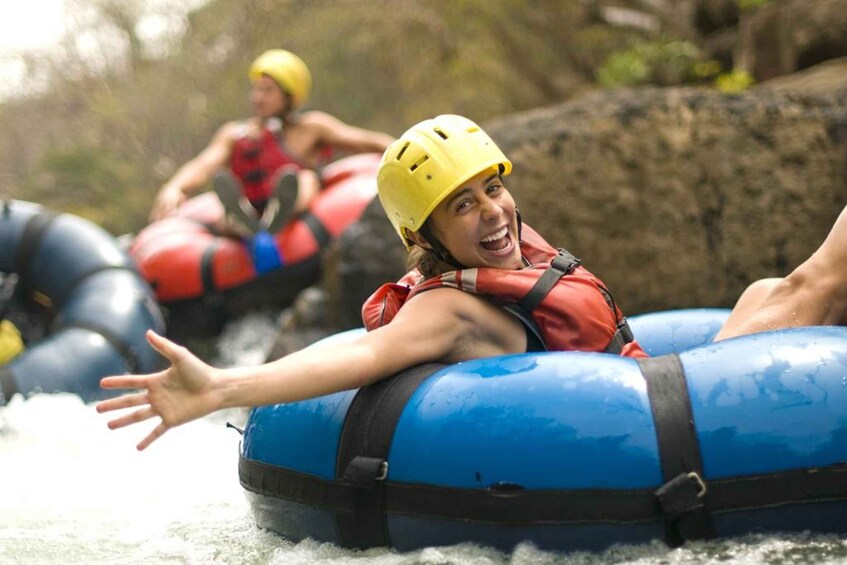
[267,57,847,359]
[483,59,847,315]
[322,197,408,331]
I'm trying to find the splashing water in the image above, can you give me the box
[2,313,847,564]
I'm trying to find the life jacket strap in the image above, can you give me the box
[518,249,636,354]
[517,249,581,313]
[604,317,635,354]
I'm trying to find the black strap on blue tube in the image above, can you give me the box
[637,354,717,546]
[333,362,444,549]
[14,211,57,294]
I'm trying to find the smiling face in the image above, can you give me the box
[412,168,522,270]
[249,74,291,119]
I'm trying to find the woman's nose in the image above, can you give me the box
[480,197,503,220]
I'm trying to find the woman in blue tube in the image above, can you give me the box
[97,114,847,450]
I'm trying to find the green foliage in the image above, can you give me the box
[693,60,723,80]
[715,69,756,93]
[597,49,651,87]
[572,24,646,76]
[597,40,703,88]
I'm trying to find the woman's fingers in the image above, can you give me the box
[146,330,183,362]
[105,406,157,430]
[100,374,152,390]
[137,422,169,451]
[96,392,148,413]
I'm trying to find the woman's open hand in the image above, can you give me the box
[96,330,223,450]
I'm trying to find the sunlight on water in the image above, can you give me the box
[2,314,847,564]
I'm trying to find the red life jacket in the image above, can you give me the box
[362,224,647,357]
[229,125,304,209]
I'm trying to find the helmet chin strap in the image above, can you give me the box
[418,221,467,271]
[516,208,523,241]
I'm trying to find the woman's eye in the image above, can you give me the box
[455,200,471,212]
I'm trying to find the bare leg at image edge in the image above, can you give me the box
[717,204,847,340]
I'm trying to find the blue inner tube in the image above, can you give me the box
[0,200,166,405]
[239,309,847,552]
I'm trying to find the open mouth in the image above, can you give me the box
[480,226,511,251]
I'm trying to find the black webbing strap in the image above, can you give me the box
[200,240,219,294]
[596,284,636,355]
[62,321,140,373]
[0,366,17,404]
[198,240,227,315]
[605,318,636,355]
[501,303,547,352]
[14,211,57,290]
[240,452,847,533]
[300,212,332,249]
[517,250,580,313]
[637,355,716,546]
[334,362,445,549]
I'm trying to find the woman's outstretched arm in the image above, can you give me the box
[96,288,526,450]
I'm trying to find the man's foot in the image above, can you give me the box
[262,170,299,233]
[213,171,262,234]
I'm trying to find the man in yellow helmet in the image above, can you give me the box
[149,49,394,235]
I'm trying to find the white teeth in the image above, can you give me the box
[481,227,508,243]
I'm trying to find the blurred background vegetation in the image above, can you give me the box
[0,0,813,235]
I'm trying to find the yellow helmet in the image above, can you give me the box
[249,49,312,108]
[377,114,512,248]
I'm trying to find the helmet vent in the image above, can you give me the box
[433,127,448,140]
[410,155,429,172]
[395,142,410,160]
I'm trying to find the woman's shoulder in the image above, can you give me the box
[406,284,514,325]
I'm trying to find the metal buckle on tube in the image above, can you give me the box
[687,472,707,497]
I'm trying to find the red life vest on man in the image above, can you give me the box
[362,224,647,357]
[229,123,304,209]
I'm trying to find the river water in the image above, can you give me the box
[2,313,847,565]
